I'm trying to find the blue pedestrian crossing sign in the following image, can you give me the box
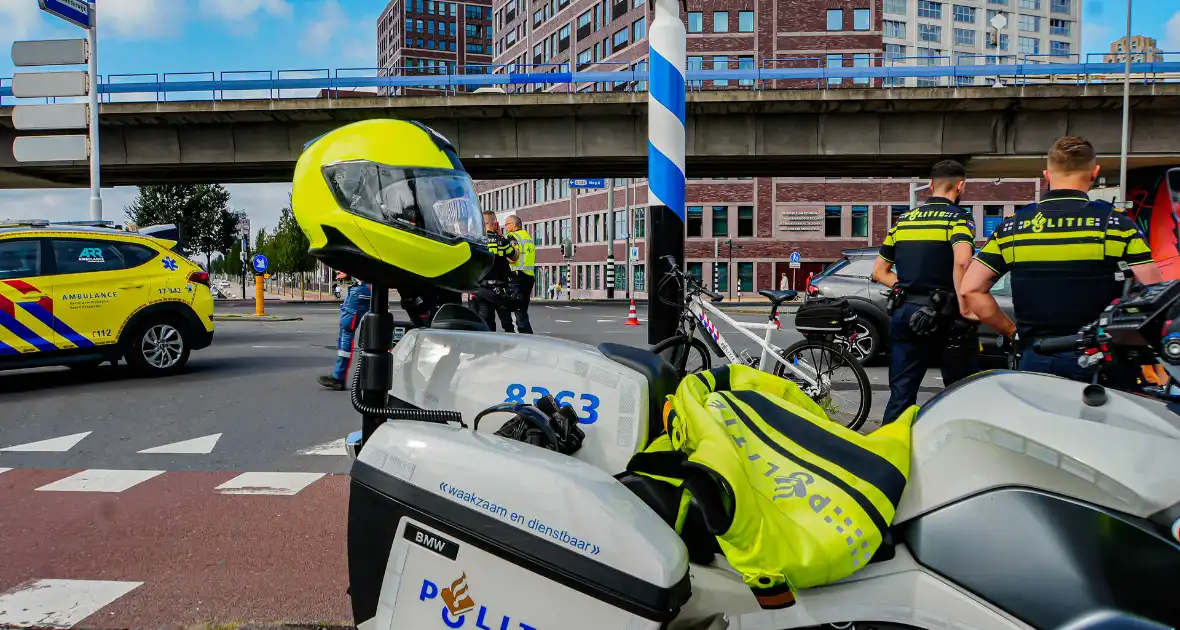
[789,252,802,263]
[251,254,269,274]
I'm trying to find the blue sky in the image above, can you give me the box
[1,0,1178,234]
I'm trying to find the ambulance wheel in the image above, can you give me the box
[124,317,191,377]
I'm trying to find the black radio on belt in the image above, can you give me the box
[885,285,906,315]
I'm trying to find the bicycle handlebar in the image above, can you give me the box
[662,256,724,301]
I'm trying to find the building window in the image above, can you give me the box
[1018,0,1040,8]
[688,262,703,286]
[954,28,976,46]
[1050,0,1071,13]
[884,0,906,15]
[712,206,729,237]
[738,10,754,32]
[594,264,601,290]
[917,0,942,18]
[826,54,843,86]
[885,43,906,61]
[919,23,941,42]
[715,262,729,292]
[633,264,645,291]
[687,206,703,237]
[737,262,754,292]
[1019,35,1039,54]
[826,9,843,30]
[853,53,870,84]
[1049,18,1070,36]
[612,27,629,52]
[853,9,870,30]
[891,205,909,225]
[688,11,703,32]
[851,206,869,238]
[738,56,755,86]
[884,20,906,38]
[953,4,975,22]
[577,48,593,67]
[1018,14,1039,32]
[1049,40,1070,57]
[714,11,729,32]
[633,207,646,238]
[713,55,730,87]
[633,16,645,41]
[737,206,754,237]
[825,206,842,237]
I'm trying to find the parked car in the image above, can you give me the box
[806,247,1015,364]
[0,221,215,376]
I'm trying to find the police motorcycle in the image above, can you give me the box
[290,120,1179,630]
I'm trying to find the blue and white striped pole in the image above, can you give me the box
[646,0,687,344]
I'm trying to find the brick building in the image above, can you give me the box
[1103,35,1162,64]
[378,0,495,94]
[474,0,1045,299]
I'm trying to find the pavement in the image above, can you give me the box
[0,301,942,629]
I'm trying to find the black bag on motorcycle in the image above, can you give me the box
[794,297,858,339]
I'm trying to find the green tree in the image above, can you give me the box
[124,184,237,268]
[272,202,315,275]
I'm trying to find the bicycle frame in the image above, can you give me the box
[684,294,820,387]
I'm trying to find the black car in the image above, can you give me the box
[806,247,1015,364]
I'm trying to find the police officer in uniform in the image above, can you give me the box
[502,214,536,334]
[873,160,980,424]
[474,211,519,331]
[962,136,1162,381]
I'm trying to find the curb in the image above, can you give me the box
[211,314,304,322]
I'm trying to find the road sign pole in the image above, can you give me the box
[87,0,101,221]
[625,178,632,300]
[606,178,615,299]
[255,276,266,316]
[646,0,687,344]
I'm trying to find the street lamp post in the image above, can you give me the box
[1118,0,1133,208]
[726,239,743,301]
[645,0,687,344]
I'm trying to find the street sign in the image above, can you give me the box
[789,262,801,269]
[989,12,1007,31]
[12,71,88,98]
[251,254,269,275]
[39,0,92,29]
[569,178,606,189]
[789,251,801,263]
[13,135,89,162]
[13,103,88,130]
[630,246,640,261]
[11,39,88,66]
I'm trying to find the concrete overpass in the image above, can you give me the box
[2,83,1179,188]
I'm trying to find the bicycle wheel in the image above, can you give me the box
[774,338,871,431]
[651,335,712,378]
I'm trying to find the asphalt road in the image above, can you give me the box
[0,301,943,473]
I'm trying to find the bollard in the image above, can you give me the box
[255,275,266,316]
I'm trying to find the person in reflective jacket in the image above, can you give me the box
[319,271,372,390]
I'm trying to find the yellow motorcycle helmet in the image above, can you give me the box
[291,119,493,293]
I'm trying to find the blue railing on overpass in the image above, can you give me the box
[2,52,1178,105]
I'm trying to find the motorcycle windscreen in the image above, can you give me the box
[1150,168,1180,281]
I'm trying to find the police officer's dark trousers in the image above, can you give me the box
[475,285,514,332]
[882,301,980,425]
[510,274,535,334]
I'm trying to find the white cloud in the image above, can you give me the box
[98,0,185,40]
[0,182,291,238]
[198,0,291,34]
[1081,20,1112,56]
[300,0,376,64]
[1165,11,1180,52]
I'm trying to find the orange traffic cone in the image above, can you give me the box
[625,300,641,326]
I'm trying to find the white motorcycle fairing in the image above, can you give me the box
[386,328,678,473]
[351,329,1180,630]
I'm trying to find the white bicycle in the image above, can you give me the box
[650,257,871,430]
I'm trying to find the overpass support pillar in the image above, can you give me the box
[646,0,687,345]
